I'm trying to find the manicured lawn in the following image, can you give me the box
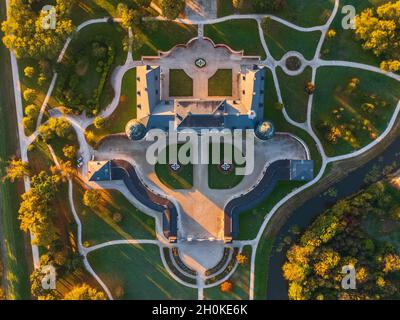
[73,181,156,246]
[204,246,251,300]
[263,68,322,172]
[277,66,312,123]
[208,144,245,190]
[133,21,197,60]
[254,235,275,299]
[87,244,198,299]
[320,0,390,67]
[155,144,194,190]
[169,69,193,97]
[217,0,334,27]
[312,67,400,157]
[238,181,305,240]
[54,23,126,114]
[70,0,157,24]
[262,18,321,60]
[0,5,30,297]
[86,67,137,146]
[208,69,233,97]
[205,20,266,59]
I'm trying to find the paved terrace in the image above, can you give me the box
[93,132,308,241]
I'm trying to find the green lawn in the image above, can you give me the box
[208,144,245,190]
[217,0,335,27]
[262,18,321,60]
[238,181,305,240]
[205,20,266,59]
[133,21,197,60]
[277,66,312,123]
[169,69,193,97]
[312,67,400,157]
[204,246,251,300]
[87,244,197,299]
[208,69,233,96]
[86,67,137,146]
[254,235,275,300]
[320,0,390,67]
[155,144,194,190]
[73,182,156,246]
[263,68,322,172]
[0,1,31,297]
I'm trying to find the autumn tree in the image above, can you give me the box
[18,171,60,247]
[236,253,248,265]
[1,0,75,59]
[355,1,400,72]
[39,117,73,142]
[3,159,30,182]
[24,66,35,78]
[63,145,77,159]
[232,0,244,10]
[94,116,105,129]
[83,189,102,209]
[220,281,233,293]
[63,283,106,300]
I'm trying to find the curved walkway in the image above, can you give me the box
[7,0,400,301]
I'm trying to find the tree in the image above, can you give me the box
[236,253,248,265]
[83,189,102,209]
[383,254,400,273]
[30,268,59,300]
[24,66,35,78]
[63,283,106,300]
[62,145,77,159]
[220,281,233,293]
[23,88,37,102]
[117,3,136,30]
[93,116,105,129]
[3,159,30,182]
[39,117,73,142]
[355,2,400,67]
[2,0,75,59]
[305,82,315,95]
[18,171,60,247]
[232,0,244,10]
[161,0,185,20]
[25,104,40,118]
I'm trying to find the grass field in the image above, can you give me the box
[208,69,233,97]
[238,181,305,240]
[277,66,312,123]
[204,246,251,300]
[87,244,197,299]
[208,144,245,190]
[73,182,156,246]
[86,67,137,146]
[205,20,266,59]
[254,235,275,299]
[262,18,321,60]
[0,1,31,298]
[169,69,193,97]
[134,21,197,60]
[263,68,322,172]
[155,144,194,190]
[312,67,400,156]
[217,0,335,27]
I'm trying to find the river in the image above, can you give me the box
[267,137,400,299]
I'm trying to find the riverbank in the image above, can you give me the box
[265,115,400,299]
[0,0,31,299]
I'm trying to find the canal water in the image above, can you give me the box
[267,137,400,299]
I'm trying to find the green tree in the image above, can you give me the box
[161,0,185,20]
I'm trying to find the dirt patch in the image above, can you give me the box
[285,56,302,71]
